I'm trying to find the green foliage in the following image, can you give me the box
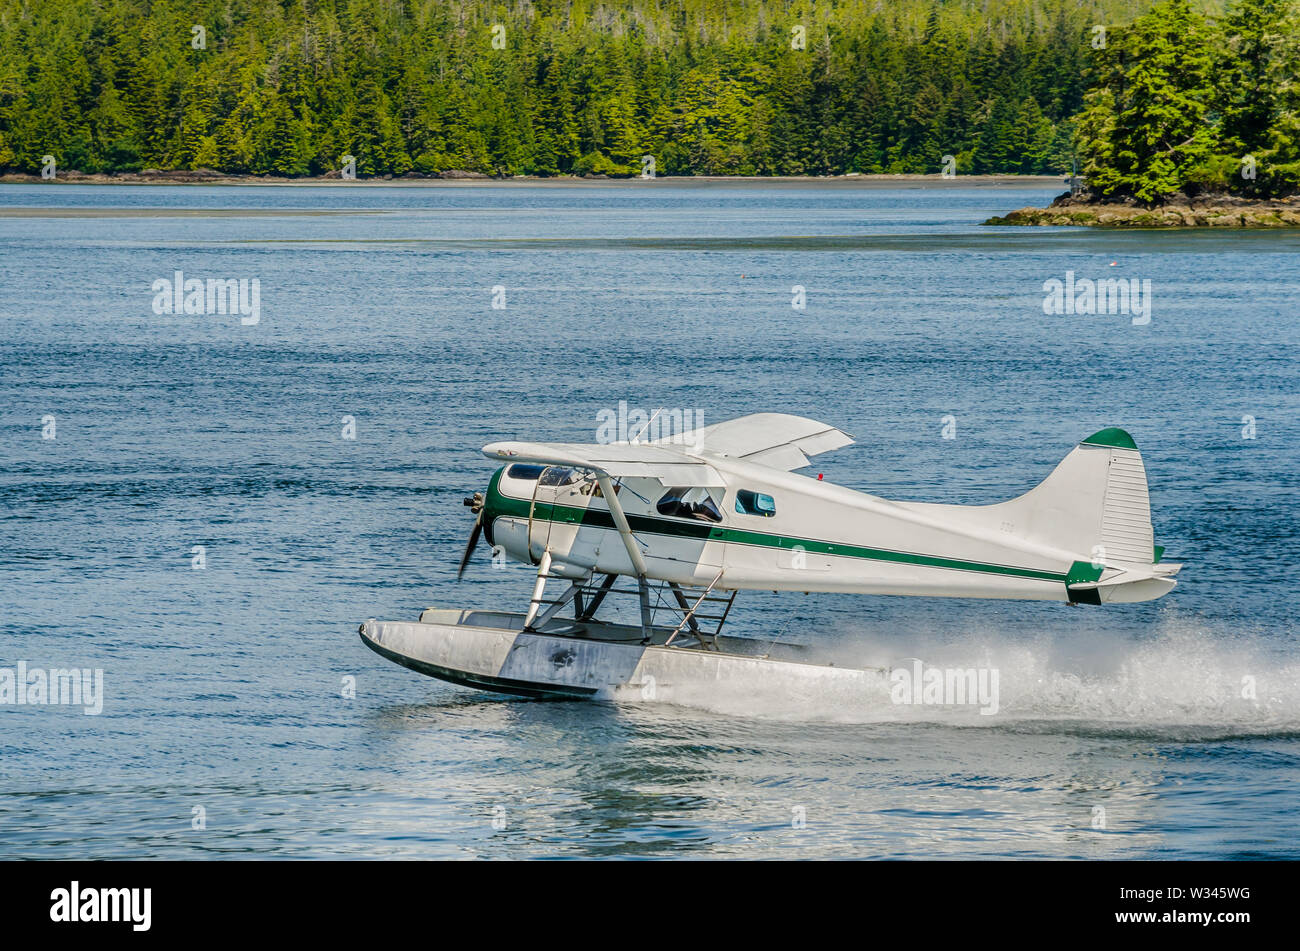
[1078,0,1300,201]
[0,0,1157,178]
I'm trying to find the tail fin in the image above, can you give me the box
[1012,428,1153,563]
[997,428,1177,602]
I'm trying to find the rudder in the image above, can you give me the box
[996,427,1155,567]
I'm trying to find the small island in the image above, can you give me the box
[987,193,1300,228]
[988,0,1300,228]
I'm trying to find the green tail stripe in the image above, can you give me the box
[1066,560,1105,585]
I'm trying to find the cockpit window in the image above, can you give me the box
[579,479,620,498]
[506,464,547,481]
[656,487,723,523]
[735,489,776,517]
[539,466,579,486]
[505,464,581,486]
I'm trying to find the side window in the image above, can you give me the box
[735,489,776,517]
[656,487,722,523]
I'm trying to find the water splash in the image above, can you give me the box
[634,617,1300,737]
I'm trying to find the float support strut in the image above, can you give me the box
[523,549,552,630]
[578,573,618,621]
[637,575,653,644]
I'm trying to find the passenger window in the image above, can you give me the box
[735,490,776,517]
[656,486,722,523]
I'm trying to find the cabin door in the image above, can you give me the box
[526,467,604,569]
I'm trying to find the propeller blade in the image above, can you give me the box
[457,513,483,580]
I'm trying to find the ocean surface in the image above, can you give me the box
[1,181,1297,859]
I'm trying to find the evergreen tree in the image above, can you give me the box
[1077,0,1217,201]
[1221,0,1300,193]
[1077,0,1299,200]
[0,0,1199,182]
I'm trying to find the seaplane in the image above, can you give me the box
[359,413,1181,701]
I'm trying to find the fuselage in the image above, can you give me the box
[479,458,1113,602]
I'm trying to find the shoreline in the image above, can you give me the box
[986,193,1300,228]
[0,170,1066,189]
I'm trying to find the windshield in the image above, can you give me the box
[538,466,580,486]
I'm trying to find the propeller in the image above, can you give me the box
[457,491,485,580]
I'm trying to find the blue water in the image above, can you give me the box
[1,182,1297,858]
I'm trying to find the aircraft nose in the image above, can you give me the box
[478,468,506,547]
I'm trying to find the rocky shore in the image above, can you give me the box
[986,191,1300,227]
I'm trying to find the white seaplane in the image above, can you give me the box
[359,413,1181,701]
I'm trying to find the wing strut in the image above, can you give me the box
[593,472,655,641]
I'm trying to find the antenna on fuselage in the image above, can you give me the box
[628,407,663,444]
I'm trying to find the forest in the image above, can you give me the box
[0,0,1296,199]
[1079,0,1300,199]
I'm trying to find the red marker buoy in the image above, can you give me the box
[817,473,823,480]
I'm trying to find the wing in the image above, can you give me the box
[654,413,853,471]
[481,440,724,485]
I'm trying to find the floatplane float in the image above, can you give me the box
[359,414,1180,702]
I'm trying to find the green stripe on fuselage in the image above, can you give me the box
[483,469,1071,585]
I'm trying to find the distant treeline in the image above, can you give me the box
[0,0,1156,178]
